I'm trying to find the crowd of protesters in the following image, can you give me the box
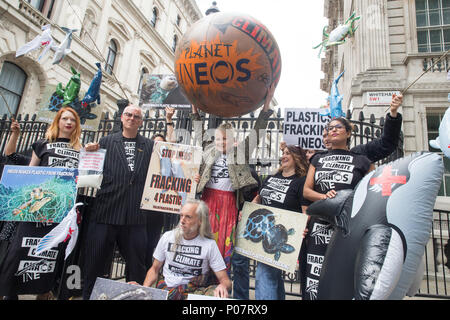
[0,89,403,300]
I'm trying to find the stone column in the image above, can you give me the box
[356,0,391,72]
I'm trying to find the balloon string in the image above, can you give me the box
[384,49,449,113]
[64,0,129,101]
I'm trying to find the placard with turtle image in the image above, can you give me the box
[90,278,168,300]
[235,202,308,273]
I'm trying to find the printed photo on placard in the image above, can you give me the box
[36,84,103,131]
[90,277,168,300]
[0,165,77,223]
[283,108,330,150]
[235,201,308,273]
[139,74,192,110]
[141,141,202,214]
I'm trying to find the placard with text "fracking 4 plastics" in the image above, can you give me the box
[235,202,308,273]
[0,165,77,223]
[141,141,202,214]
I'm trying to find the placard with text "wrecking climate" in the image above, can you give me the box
[283,108,330,150]
[141,141,202,214]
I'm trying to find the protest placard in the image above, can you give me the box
[283,108,330,150]
[235,202,308,273]
[0,165,77,223]
[141,141,202,214]
[90,278,168,300]
[139,74,191,110]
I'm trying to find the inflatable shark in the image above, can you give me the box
[429,107,450,159]
[52,27,78,65]
[320,71,346,119]
[81,62,103,107]
[306,152,443,299]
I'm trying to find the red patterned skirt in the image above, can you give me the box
[201,188,237,274]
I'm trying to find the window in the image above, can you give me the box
[416,0,450,52]
[427,112,450,197]
[27,0,54,19]
[106,40,117,75]
[0,62,27,117]
[172,35,178,52]
[151,7,158,28]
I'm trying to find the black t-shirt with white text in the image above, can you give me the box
[259,172,310,213]
[32,138,79,168]
[310,149,371,194]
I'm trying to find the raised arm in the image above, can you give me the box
[5,119,20,156]
[351,94,403,162]
[165,107,176,143]
[242,83,276,162]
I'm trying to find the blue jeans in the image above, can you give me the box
[231,253,249,299]
[255,262,285,300]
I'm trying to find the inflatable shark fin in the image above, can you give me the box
[354,225,404,300]
[429,137,441,150]
[306,189,354,234]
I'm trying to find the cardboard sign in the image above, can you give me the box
[0,165,77,223]
[139,74,192,110]
[235,202,308,273]
[90,278,168,300]
[141,141,202,214]
[283,108,330,150]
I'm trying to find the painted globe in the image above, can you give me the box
[174,12,281,117]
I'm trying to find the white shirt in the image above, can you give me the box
[204,154,234,192]
[153,230,226,287]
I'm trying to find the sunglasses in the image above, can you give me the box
[123,112,142,120]
[326,124,345,131]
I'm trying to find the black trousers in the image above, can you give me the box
[82,221,148,300]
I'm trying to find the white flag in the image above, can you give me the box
[35,203,83,260]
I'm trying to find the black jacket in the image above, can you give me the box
[350,113,402,162]
[89,132,154,225]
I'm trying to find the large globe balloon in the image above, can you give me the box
[174,12,281,117]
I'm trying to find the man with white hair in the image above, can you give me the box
[139,199,231,299]
[82,105,156,299]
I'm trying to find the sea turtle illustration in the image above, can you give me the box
[243,208,275,243]
[262,224,296,261]
[243,208,296,261]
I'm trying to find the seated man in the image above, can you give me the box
[138,199,231,300]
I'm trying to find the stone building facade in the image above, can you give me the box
[321,0,450,209]
[0,0,202,116]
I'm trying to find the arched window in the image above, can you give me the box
[0,62,27,116]
[172,35,178,52]
[151,7,158,28]
[137,67,148,95]
[106,39,118,75]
